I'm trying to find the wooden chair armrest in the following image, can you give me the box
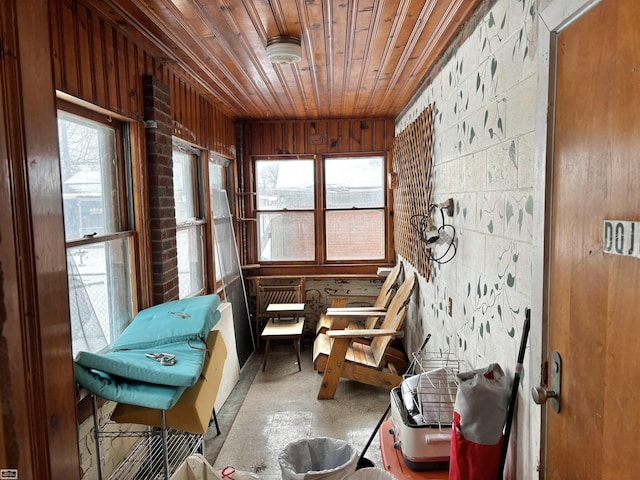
[327,328,400,338]
[326,306,386,313]
[325,310,387,317]
[329,296,376,306]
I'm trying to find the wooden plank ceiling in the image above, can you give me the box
[95,0,481,120]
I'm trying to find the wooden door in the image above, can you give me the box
[545,0,640,478]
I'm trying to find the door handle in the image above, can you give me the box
[531,386,559,404]
[532,351,562,413]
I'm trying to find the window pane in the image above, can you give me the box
[326,210,385,260]
[325,157,385,209]
[210,163,224,284]
[256,159,314,210]
[58,113,121,240]
[214,218,236,281]
[258,212,315,261]
[210,190,242,286]
[177,225,204,298]
[209,163,225,190]
[173,151,197,222]
[67,238,133,356]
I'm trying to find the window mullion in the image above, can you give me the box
[316,154,326,263]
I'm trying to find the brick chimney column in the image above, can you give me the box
[143,75,179,304]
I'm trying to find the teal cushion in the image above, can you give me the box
[113,294,221,351]
[75,338,207,387]
[74,363,186,410]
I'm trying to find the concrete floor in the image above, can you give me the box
[204,344,391,479]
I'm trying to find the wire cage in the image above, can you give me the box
[103,426,203,480]
[404,351,463,428]
[91,395,206,480]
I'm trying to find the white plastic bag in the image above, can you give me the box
[454,363,511,445]
[279,437,358,480]
[219,466,260,480]
[170,454,221,480]
[347,467,397,479]
[170,455,260,480]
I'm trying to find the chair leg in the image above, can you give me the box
[210,409,220,436]
[256,317,261,348]
[294,337,301,371]
[262,339,271,372]
[317,337,350,400]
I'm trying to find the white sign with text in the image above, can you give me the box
[603,220,640,258]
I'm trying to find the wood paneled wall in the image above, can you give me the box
[243,118,394,155]
[49,0,235,158]
[166,73,236,156]
[1,0,81,477]
[241,118,395,274]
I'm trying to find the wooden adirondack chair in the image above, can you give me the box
[313,266,414,372]
[313,273,417,400]
[315,263,403,336]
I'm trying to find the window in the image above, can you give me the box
[58,106,135,356]
[173,147,206,298]
[253,154,387,265]
[209,156,231,291]
[324,156,386,260]
[255,159,315,262]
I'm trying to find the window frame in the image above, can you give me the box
[57,100,140,354]
[248,152,392,271]
[254,155,317,264]
[208,154,233,296]
[173,141,207,299]
[322,154,387,262]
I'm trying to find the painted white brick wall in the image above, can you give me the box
[78,401,145,479]
[396,0,539,478]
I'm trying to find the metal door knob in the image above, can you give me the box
[531,386,559,405]
[534,352,562,413]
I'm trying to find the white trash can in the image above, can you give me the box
[279,437,358,480]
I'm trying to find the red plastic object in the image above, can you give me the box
[448,413,504,480]
[379,420,448,480]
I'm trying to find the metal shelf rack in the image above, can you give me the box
[409,351,463,427]
[91,395,207,480]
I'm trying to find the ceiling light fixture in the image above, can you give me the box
[266,36,302,65]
